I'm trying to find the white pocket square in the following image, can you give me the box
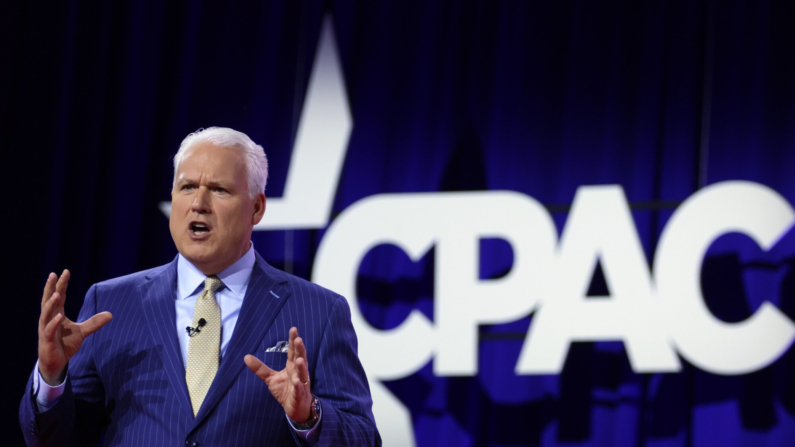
[265,340,289,353]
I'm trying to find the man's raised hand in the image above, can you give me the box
[38,270,113,385]
[244,327,313,423]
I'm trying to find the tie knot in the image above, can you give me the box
[204,275,222,294]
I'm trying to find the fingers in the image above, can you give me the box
[293,336,310,386]
[291,370,307,402]
[244,354,277,382]
[43,313,64,341]
[287,327,298,362]
[287,327,311,388]
[294,356,310,389]
[79,312,113,337]
[39,292,65,333]
[41,272,57,307]
[55,269,70,297]
[40,269,69,326]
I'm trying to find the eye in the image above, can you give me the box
[214,187,227,193]
[181,184,195,191]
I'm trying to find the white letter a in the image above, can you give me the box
[516,185,680,374]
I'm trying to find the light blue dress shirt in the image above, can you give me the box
[33,243,320,444]
[174,244,255,368]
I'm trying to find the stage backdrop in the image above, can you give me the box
[4,1,795,446]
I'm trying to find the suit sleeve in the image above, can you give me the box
[19,284,107,447]
[311,296,382,447]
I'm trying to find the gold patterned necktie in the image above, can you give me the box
[186,275,223,417]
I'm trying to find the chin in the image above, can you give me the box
[180,244,215,263]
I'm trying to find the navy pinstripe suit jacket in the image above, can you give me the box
[20,252,381,447]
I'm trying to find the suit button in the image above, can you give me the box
[185,441,198,447]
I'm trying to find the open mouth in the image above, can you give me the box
[190,222,211,236]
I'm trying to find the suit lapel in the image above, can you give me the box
[190,253,291,429]
[139,257,194,418]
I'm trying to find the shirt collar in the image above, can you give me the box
[176,243,256,300]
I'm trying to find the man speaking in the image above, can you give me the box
[20,127,381,446]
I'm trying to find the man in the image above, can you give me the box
[20,127,381,446]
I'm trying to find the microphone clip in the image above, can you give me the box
[186,318,207,337]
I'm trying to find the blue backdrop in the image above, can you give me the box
[4,1,795,446]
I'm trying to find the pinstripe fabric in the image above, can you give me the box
[20,252,381,447]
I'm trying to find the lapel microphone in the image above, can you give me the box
[186,318,207,337]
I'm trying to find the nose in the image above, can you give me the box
[191,187,211,214]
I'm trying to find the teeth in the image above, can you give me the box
[191,224,209,234]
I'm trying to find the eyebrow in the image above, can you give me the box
[177,178,233,189]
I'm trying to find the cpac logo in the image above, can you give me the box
[311,182,795,447]
[161,17,795,446]
[315,184,795,378]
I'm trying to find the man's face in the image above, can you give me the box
[169,141,265,275]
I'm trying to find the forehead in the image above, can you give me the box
[176,141,246,180]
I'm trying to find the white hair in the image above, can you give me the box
[173,127,268,198]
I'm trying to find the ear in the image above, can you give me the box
[252,193,266,225]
